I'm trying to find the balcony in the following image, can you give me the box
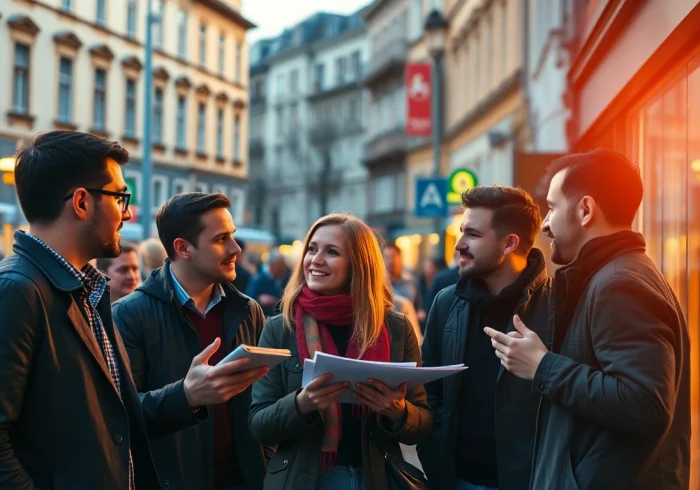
[250,95,266,107]
[308,123,339,147]
[363,127,408,167]
[249,138,264,157]
[364,40,408,87]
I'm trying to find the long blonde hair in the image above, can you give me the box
[281,214,394,356]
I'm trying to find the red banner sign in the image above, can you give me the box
[405,62,432,137]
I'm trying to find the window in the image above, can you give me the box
[173,179,188,195]
[13,44,30,114]
[153,88,163,144]
[229,189,244,222]
[253,79,264,97]
[199,24,207,68]
[335,57,347,85]
[276,107,284,136]
[290,104,298,132]
[216,108,224,158]
[96,0,106,26]
[58,57,73,123]
[235,43,242,83]
[176,95,186,149]
[218,33,225,77]
[233,114,241,161]
[197,102,206,153]
[314,63,325,92]
[62,0,71,11]
[93,68,107,131]
[351,51,361,79]
[153,0,164,48]
[195,182,208,193]
[276,73,285,93]
[348,97,359,122]
[124,78,137,137]
[373,175,395,212]
[127,0,137,37]
[177,10,187,59]
[289,69,299,95]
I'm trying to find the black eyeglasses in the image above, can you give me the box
[62,188,132,214]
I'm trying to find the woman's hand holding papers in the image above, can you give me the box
[296,373,349,415]
[353,379,408,423]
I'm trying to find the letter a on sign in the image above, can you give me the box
[421,183,443,208]
[414,177,448,218]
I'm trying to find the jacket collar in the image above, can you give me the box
[138,258,249,309]
[556,230,646,287]
[12,230,84,293]
[550,230,645,352]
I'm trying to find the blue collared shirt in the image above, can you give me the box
[169,265,225,318]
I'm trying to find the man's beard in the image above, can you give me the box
[549,239,568,265]
[86,216,121,260]
[459,251,504,280]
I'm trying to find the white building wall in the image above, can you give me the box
[527,0,570,152]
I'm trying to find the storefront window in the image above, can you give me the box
[630,52,700,486]
[687,55,700,483]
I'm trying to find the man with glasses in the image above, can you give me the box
[0,131,266,489]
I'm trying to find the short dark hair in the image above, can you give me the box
[156,192,232,259]
[546,149,642,227]
[14,131,129,224]
[461,186,542,253]
[96,241,138,272]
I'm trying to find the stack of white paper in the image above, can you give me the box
[302,352,467,404]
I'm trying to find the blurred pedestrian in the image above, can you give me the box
[418,256,447,330]
[487,150,690,489]
[138,236,167,280]
[429,249,460,302]
[420,186,551,490]
[0,131,247,488]
[249,213,432,490]
[231,237,252,294]
[383,243,424,321]
[246,250,290,317]
[96,240,140,303]
[114,192,268,490]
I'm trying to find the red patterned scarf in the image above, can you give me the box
[294,286,390,469]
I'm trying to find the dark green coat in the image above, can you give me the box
[249,311,432,490]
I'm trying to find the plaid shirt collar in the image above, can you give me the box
[169,264,225,318]
[24,233,107,304]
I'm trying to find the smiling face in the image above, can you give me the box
[454,207,508,279]
[184,207,241,284]
[303,224,351,296]
[542,169,585,265]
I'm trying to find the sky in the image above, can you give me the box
[242,0,370,44]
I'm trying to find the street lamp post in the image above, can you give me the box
[424,10,449,249]
[141,0,157,239]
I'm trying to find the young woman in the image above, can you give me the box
[249,214,432,490]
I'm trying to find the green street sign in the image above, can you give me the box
[125,176,139,206]
[447,168,478,204]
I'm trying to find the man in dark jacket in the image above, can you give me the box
[419,186,551,490]
[487,149,690,490]
[114,192,268,490]
[0,132,263,489]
